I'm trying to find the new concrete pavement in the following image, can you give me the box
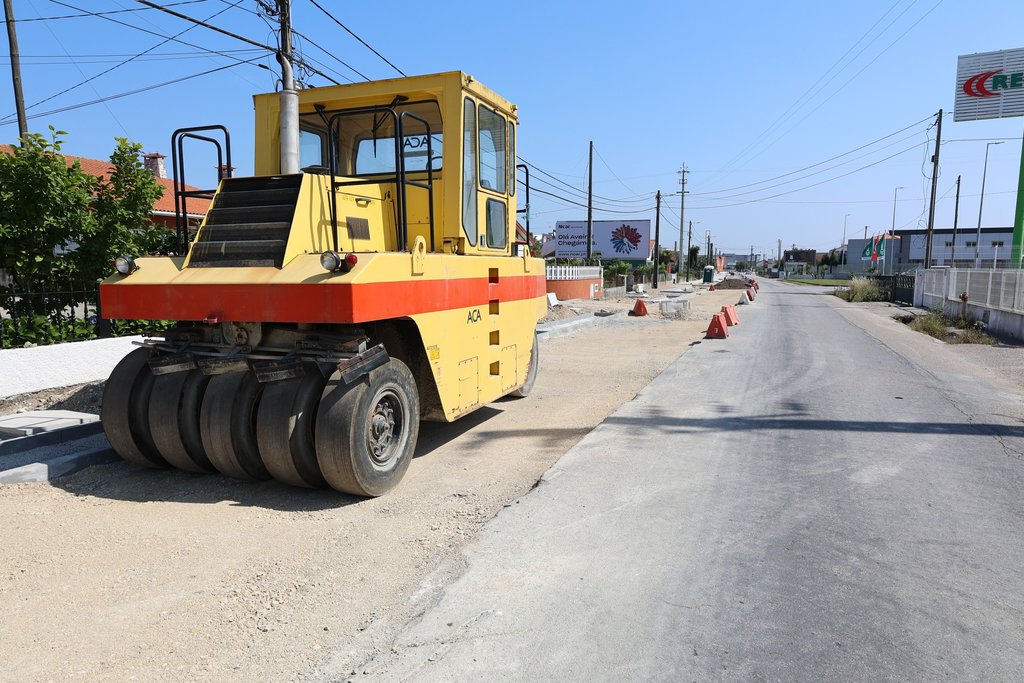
[356,281,1024,681]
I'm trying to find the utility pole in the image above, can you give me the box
[951,175,961,265]
[924,109,942,269]
[653,190,661,289]
[586,141,594,260]
[3,0,28,140]
[677,165,688,277]
[276,0,299,174]
[777,239,782,273]
[686,220,693,281]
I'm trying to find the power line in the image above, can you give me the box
[693,114,934,197]
[696,124,931,202]
[0,58,264,125]
[687,141,927,209]
[519,182,655,215]
[517,157,655,204]
[291,28,369,81]
[307,0,406,77]
[18,0,247,115]
[126,1,340,86]
[47,0,272,76]
[133,0,276,52]
[14,0,204,22]
[0,48,264,63]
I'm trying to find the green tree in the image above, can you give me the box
[72,138,165,283]
[0,128,95,291]
[688,245,700,270]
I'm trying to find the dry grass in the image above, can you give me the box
[834,277,887,302]
[904,312,997,345]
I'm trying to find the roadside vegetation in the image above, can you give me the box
[833,277,888,302]
[0,129,172,348]
[896,311,997,345]
[788,278,851,287]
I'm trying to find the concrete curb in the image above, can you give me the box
[0,421,104,457]
[537,311,624,340]
[0,447,119,485]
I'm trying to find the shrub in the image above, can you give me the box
[834,277,886,302]
[905,311,996,345]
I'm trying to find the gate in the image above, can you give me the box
[893,274,915,305]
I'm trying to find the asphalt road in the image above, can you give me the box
[355,281,1024,681]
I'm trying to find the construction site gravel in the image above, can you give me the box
[0,286,738,682]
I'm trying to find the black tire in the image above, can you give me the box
[148,371,214,473]
[178,370,215,471]
[101,348,167,468]
[509,331,539,398]
[256,366,329,488]
[315,359,419,497]
[200,371,270,480]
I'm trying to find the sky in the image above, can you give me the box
[2,0,1024,261]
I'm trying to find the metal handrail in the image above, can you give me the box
[170,125,232,254]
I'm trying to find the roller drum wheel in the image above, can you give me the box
[509,331,539,398]
[101,348,167,468]
[200,371,270,481]
[256,367,329,488]
[148,371,214,473]
[316,358,419,497]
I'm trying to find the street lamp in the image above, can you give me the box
[976,141,1004,268]
[889,187,902,274]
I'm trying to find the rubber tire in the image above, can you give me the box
[256,366,329,488]
[200,371,270,481]
[148,371,214,473]
[101,347,167,468]
[315,358,419,497]
[509,331,539,398]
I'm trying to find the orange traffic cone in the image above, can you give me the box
[630,299,648,316]
[705,312,729,339]
[709,283,716,291]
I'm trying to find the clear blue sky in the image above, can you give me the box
[2,0,1024,259]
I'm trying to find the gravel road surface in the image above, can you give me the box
[0,286,739,682]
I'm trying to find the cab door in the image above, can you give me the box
[473,102,511,254]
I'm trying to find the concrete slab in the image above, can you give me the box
[0,447,119,485]
[0,410,100,438]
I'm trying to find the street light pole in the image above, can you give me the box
[889,187,902,275]
[976,141,1004,268]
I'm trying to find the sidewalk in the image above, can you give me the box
[1,336,141,399]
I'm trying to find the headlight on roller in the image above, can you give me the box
[320,251,358,273]
[114,256,138,274]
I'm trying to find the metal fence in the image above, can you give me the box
[545,265,603,281]
[920,268,1024,313]
[0,283,109,348]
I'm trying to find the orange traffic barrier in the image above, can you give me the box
[751,280,759,291]
[630,298,648,316]
[720,305,739,326]
[709,283,716,291]
[747,288,756,301]
[705,312,729,339]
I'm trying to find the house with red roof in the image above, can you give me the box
[0,145,211,230]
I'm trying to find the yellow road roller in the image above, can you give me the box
[99,71,546,496]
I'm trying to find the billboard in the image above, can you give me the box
[955,48,1024,122]
[553,220,652,259]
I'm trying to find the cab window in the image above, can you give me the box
[478,105,506,193]
[462,97,478,246]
